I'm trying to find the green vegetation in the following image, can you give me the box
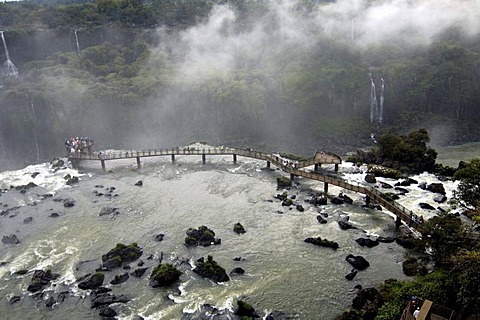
[150,263,181,287]
[102,242,143,268]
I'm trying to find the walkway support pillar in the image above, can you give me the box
[136,157,141,168]
[314,163,319,171]
[290,173,295,182]
[171,154,175,163]
[395,216,402,229]
[324,182,328,193]
[267,161,270,168]
[233,154,237,164]
[101,160,106,172]
[202,154,206,164]
[335,164,339,172]
[365,195,370,206]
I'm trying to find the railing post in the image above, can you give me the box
[395,216,402,229]
[267,161,270,168]
[324,182,328,193]
[101,160,106,172]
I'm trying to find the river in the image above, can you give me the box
[0,142,477,319]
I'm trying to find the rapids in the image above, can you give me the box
[0,143,473,319]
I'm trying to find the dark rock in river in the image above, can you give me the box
[426,183,446,195]
[233,222,246,234]
[316,215,327,224]
[102,243,143,269]
[345,269,358,280]
[275,192,288,201]
[281,198,294,206]
[377,236,395,243]
[91,292,130,309]
[364,173,376,183]
[110,272,129,285]
[49,212,60,218]
[304,237,339,250]
[31,172,40,179]
[50,158,65,168]
[234,299,260,318]
[99,207,119,216]
[149,263,181,288]
[419,203,436,210]
[296,204,305,212]
[23,216,33,223]
[345,254,370,270]
[131,267,148,278]
[64,174,79,185]
[193,255,229,283]
[338,220,357,230]
[8,295,21,304]
[99,305,117,317]
[331,197,344,205]
[395,235,419,249]
[15,269,29,275]
[154,234,164,241]
[277,177,292,188]
[433,195,447,203]
[27,269,60,293]
[355,238,379,248]
[45,296,56,309]
[78,272,105,290]
[394,187,409,195]
[397,178,418,186]
[2,234,20,245]
[230,267,245,275]
[380,182,393,189]
[63,199,75,207]
[185,226,220,247]
[135,180,143,186]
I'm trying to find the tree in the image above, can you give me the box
[454,159,480,208]
[450,249,480,314]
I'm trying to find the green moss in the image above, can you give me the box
[95,272,105,282]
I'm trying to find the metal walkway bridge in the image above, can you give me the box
[68,146,420,231]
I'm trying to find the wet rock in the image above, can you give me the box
[345,269,358,280]
[14,269,29,275]
[99,207,119,216]
[14,182,38,192]
[380,182,393,189]
[352,287,382,318]
[365,174,376,183]
[64,174,79,185]
[281,199,293,206]
[426,183,446,195]
[235,299,260,318]
[193,255,229,283]
[50,158,65,168]
[23,216,33,223]
[433,195,447,203]
[331,197,344,205]
[316,215,327,224]
[45,296,56,309]
[57,291,69,303]
[27,269,60,293]
[397,178,418,186]
[266,310,287,320]
[296,204,305,212]
[131,267,148,278]
[91,292,129,309]
[78,272,105,290]
[31,172,40,179]
[137,260,144,266]
[355,238,379,248]
[110,272,129,285]
[338,220,357,230]
[8,295,21,304]
[306,194,328,206]
[149,263,181,288]
[377,236,395,243]
[277,177,291,188]
[154,234,164,241]
[419,203,436,210]
[230,267,245,275]
[185,226,220,247]
[102,243,143,269]
[340,194,353,204]
[233,223,246,234]
[135,180,143,186]
[304,237,339,250]
[63,199,75,207]
[2,234,20,245]
[49,212,60,218]
[346,254,370,270]
[99,306,117,317]
[275,192,288,201]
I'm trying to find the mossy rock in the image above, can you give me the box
[235,299,260,318]
[233,223,246,234]
[185,226,219,247]
[277,176,291,188]
[193,255,229,283]
[149,263,181,288]
[101,243,142,268]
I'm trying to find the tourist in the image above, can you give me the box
[413,307,420,318]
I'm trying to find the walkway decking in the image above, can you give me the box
[68,146,420,231]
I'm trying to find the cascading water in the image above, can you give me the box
[369,71,378,123]
[74,29,80,55]
[379,77,385,124]
[0,31,18,77]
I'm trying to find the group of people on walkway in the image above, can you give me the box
[65,137,93,155]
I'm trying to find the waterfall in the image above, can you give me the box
[369,71,378,123]
[1,31,18,77]
[25,94,40,162]
[74,29,80,55]
[379,77,385,124]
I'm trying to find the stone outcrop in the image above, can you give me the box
[27,269,60,293]
[193,255,229,283]
[355,238,379,248]
[2,234,20,245]
[234,299,260,318]
[185,226,221,247]
[77,272,105,290]
[101,243,143,269]
[99,207,120,216]
[149,263,181,288]
[346,254,370,270]
[338,220,357,230]
[233,223,246,234]
[304,237,339,250]
[110,272,129,285]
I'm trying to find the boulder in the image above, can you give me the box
[99,207,119,216]
[365,174,377,183]
[99,306,117,317]
[380,182,393,189]
[185,226,220,247]
[8,296,21,304]
[2,234,20,245]
[281,199,294,206]
[134,180,143,186]
[149,263,181,288]
[102,243,143,269]
[64,174,79,185]
[45,296,56,309]
[394,187,409,194]
[50,158,65,168]
[426,183,446,195]
[23,217,33,224]
[355,238,379,248]
[419,203,436,210]
[131,267,148,278]
[377,236,395,243]
[397,178,418,186]
[234,299,260,318]
[78,272,105,290]
[233,223,246,234]
[433,195,447,203]
[31,172,40,179]
[154,234,165,241]
[345,269,358,280]
[230,267,245,275]
[304,237,339,250]
[277,177,291,188]
[346,254,370,270]
[395,235,419,249]
[63,199,75,207]
[90,292,129,309]
[338,220,357,230]
[352,287,382,319]
[331,197,344,205]
[402,258,419,277]
[27,269,60,293]
[193,255,229,283]
[110,272,129,285]
[316,215,327,224]
[296,204,305,212]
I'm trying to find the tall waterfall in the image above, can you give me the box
[369,71,378,123]
[369,69,385,125]
[1,31,18,77]
[74,29,80,55]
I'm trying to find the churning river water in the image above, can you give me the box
[0,143,476,319]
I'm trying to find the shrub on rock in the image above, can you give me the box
[102,243,142,269]
[277,176,291,188]
[233,223,246,234]
[149,263,181,288]
[235,299,260,318]
[185,226,220,246]
[193,255,229,283]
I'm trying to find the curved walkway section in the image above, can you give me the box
[68,146,420,231]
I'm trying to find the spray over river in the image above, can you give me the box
[0,143,470,319]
